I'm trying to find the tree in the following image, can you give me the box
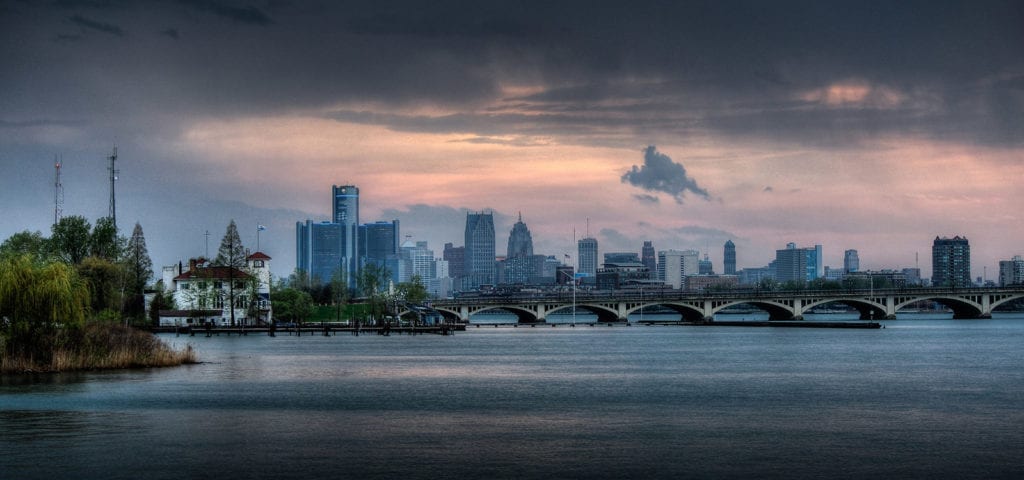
[213,220,246,326]
[90,217,123,261]
[357,262,391,324]
[0,230,49,261]
[50,216,91,265]
[148,279,175,326]
[123,223,153,320]
[77,256,124,317]
[331,267,349,324]
[269,287,313,324]
[0,255,90,362]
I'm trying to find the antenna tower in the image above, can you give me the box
[108,147,119,230]
[54,155,64,227]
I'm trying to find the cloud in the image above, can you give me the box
[621,146,710,204]
[160,28,179,39]
[175,0,272,26]
[632,194,659,204]
[68,14,123,36]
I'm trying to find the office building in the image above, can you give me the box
[443,243,465,280]
[699,253,713,275]
[932,236,970,288]
[360,220,399,267]
[775,243,822,284]
[331,185,360,284]
[295,220,344,285]
[723,240,736,275]
[464,212,495,288]
[578,237,599,279]
[642,241,657,275]
[505,214,536,284]
[999,255,1024,286]
[844,249,860,273]
[658,249,699,289]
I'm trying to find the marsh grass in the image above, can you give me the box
[1,324,196,374]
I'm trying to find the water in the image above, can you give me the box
[3,317,1024,479]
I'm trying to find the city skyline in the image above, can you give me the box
[2,1,1022,281]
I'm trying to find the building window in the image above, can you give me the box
[253,260,264,268]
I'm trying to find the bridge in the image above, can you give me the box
[427,287,1024,323]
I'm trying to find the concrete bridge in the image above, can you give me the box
[428,287,1024,323]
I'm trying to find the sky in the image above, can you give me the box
[2,0,1022,282]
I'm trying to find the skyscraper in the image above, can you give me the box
[505,213,536,284]
[360,220,399,265]
[999,256,1024,286]
[723,240,736,275]
[657,249,699,289]
[844,249,860,273]
[578,237,598,278]
[642,241,657,274]
[464,212,495,288]
[332,185,359,284]
[506,212,534,258]
[775,243,822,284]
[932,236,970,287]
[443,243,465,280]
[295,220,343,285]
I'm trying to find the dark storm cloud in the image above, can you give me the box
[2,0,1023,148]
[69,14,123,36]
[160,28,179,39]
[622,146,710,204]
[633,194,659,204]
[175,0,272,26]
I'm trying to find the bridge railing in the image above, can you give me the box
[434,286,1024,306]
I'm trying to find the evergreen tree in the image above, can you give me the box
[214,220,246,326]
[124,223,153,320]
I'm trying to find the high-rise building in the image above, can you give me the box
[699,253,713,275]
[932,236,970,288]
[723,240,736,275]
[844,249,860,273]
[642,241,657,274]
[399,240,435,283]
[578,237,599,278]
[443,243,465,279]
[331,185,359,284]
[360,220,399,267]
[506,213,534,258]
[295,220,344,285]
[657,249,699,289]
[604,252,640,264]
[999,255,1024,286]
[775,243,822,284]
[464,212,495,288]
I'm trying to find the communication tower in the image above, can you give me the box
[54,155,64,227]
[108,147,119,230]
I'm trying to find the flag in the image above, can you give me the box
[257,225,267,231]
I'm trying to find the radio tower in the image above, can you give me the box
[54,155,64,227]
[108,147,119,230]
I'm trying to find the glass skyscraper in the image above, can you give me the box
[464,212,495,288]
[578,237,598,278]
[295,220,344,285]
[332,185,359,285]
[723,240,736,275]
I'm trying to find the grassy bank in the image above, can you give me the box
[1,324,196,374]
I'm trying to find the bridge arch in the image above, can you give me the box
[893,296,983,319]
[625,302,705,323]
[708,300,798,321]
[547,303,622,322]
[991,293,1024,312]
[432,307,462,322]
[801,298,887,320]
[469,305,540,323]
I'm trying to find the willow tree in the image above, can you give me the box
[214,220,246,326]
[0,255,89,361]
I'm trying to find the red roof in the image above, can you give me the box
[248,251,272,260]
[174,266,251,281]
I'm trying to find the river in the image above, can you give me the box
[2,315,1023,479]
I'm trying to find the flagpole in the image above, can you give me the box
[257,223,261,252]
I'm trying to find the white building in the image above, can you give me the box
[158,252,273,327]
[658,249,699,289]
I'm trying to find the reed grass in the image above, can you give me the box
[1,324,196,374]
